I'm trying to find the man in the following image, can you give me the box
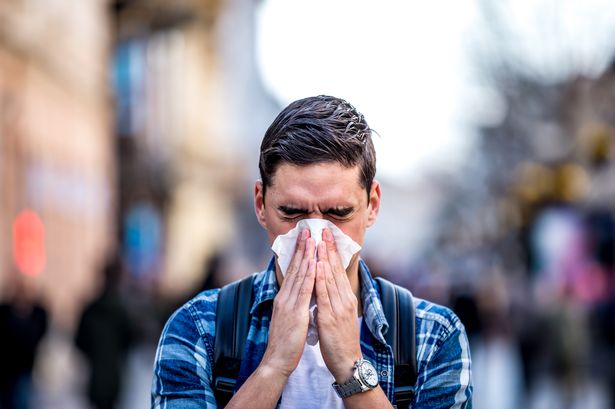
[0,277,48,409]
[152,95,473,408]
[76,258,134,409]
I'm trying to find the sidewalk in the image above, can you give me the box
[33,329,155,409]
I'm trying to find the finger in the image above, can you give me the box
[289,238,315,298]
[321,256,343,312]
[322,228,345,272]
[286,228,310,277]
[277,229,309,298]
[317,238,344,300]
[315,261,331,312]
[322,229,353,293]
[317,237,328,263]
[295,259,316,308]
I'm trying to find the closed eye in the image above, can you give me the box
[278,205,308,219]
[323,207,354,218]
[277,205,354,220]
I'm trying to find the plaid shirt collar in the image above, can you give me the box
[250,256,389,345]
[250,257,277,314]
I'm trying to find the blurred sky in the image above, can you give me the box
[256,0,615,184]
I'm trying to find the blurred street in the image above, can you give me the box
[1,0,615,408]
[33,334,154,409]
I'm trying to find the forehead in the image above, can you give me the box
[267,162,365,205]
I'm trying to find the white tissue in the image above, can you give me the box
[271,219,361,276]
[271,219,361,345]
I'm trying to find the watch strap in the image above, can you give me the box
[333,377,363,399]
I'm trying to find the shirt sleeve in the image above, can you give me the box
[151,302,218,409]
[412,316,473,408]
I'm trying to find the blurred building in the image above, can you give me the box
[432,60,615,279]
[424,55,615,409]
[113,0,279,298]
[0,1,114,328]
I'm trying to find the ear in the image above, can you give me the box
[366,180,381,228]
[254,180,267,229]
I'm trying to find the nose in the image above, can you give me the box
[294,211,324,221]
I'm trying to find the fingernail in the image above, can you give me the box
[324,228,332,241]
[302,229,309,240]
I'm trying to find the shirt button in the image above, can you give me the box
[380,370,388,378]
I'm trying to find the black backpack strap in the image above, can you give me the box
[375,277,417,409]
[213,274,256,407]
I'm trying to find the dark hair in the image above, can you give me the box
[259,95,376,201]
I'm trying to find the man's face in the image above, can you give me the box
[254,162,380,248]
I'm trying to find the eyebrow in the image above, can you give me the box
[277,205,354,217]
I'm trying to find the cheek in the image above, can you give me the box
[336,221,367,246]
[266,217,298,244]
[349,231,365,246]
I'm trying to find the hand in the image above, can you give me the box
[260,229,316,377]
[315,228,363,383]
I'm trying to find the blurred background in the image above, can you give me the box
[1,0,614,408]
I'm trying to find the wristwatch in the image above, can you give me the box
[332,358,379,399]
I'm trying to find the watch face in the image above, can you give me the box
[358,360,379,388]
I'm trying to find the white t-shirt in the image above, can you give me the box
[279,318,363,409]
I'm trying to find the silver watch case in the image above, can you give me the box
[333,358,379,398]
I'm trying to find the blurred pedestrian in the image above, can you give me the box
[0,276,48,409]
[76,258,134,409]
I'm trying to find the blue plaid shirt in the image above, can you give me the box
[152,258,473,408]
